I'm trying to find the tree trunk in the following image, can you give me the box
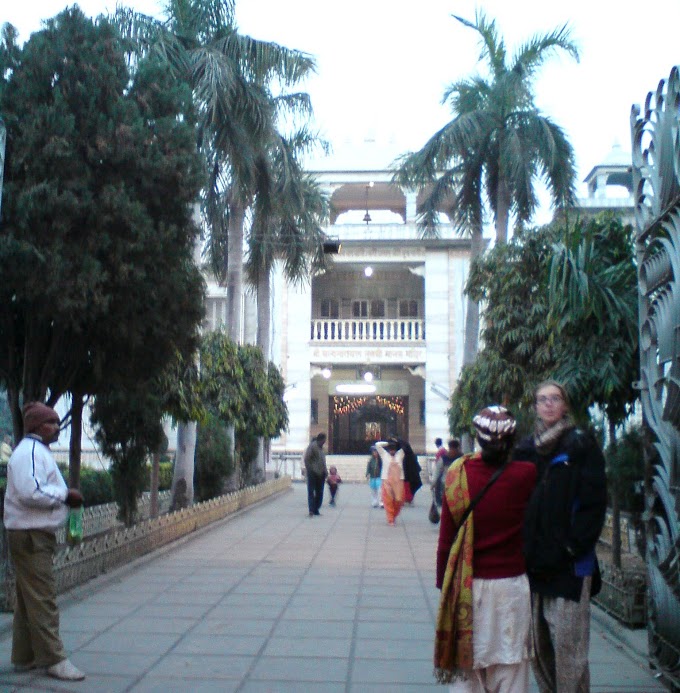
[461,225,484,453]
[254,266,272,482]
[171,421,196,510]
[495,179,511,245]
[609,419,622,569]
[224,202,245,491]
[68,393,84,489]
[7,383,22,445]
[150,451,160,519]
[226,202,246,344]
[462,225,483,367]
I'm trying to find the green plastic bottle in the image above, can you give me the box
[67,506,83,545]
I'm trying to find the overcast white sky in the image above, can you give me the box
[5,0,680,220]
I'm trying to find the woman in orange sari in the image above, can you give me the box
[375,439,404,525]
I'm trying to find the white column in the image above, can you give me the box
[424,249,451,453]
[280,276,312,452]
[405,190,418,224]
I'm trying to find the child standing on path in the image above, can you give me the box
[326,465,342,506]
[366,446,382,507]
[376,439,405,525]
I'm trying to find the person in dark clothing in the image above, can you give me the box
[431,438,461,507]
[516,380,607,693]
[303,433,328,516]
[396,437,422,504]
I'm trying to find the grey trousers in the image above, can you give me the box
[531,577,591,693]
[8,529,66,667]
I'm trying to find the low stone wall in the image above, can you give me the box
[2,477,291,611]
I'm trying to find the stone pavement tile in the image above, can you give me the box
[355,638,433,660]
[271,618,354,639]
[78,631,181,655]
[107,616,199,635]
[358,594,429,609]
[356,620,434,640]
[231,584,298,597]
[144,653,253,679]
[281,604,356,621]
[131,603,214,620]
[208,603,285,620]
[79,590,153,606]
[357,607,433,624]
[351,657,434,685]
[248,655,348,682]
[59,614,124,632]
[62,651,158,677]
[240,682,345,693]
[193,617,274,637]
[152,590,223,605]
[591,660,663,687]
[218,593,289,608]
[288,593,358,609]
[262,636,351,658]
[62,601,140,619]
[173,634,267,656]
[131,676,240,692]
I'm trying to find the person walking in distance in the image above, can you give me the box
[326,465,342,506]
[517,380,607,693]
[303,433,328,516]
[4,402,86,681]
[366,445,382,508]
[375,438,405,525]
[434,406,536,691]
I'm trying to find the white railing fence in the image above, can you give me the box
[310,318,425,342]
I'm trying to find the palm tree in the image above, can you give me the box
[395,10,579,367]
[115,0,317,491]
[244,127,329,477]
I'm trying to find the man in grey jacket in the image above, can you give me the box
[4,402,85,681]
[303,433,328,516]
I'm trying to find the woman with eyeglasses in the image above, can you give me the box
[516,380,607,693]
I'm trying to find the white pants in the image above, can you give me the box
[449,661,530,693]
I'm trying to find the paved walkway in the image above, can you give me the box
[0,483,667,692]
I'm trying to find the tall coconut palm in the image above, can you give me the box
[395,10,579,368]
[244,127,329,477]
[115,0,317,493]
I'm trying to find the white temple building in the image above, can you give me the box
[53,141,635,466]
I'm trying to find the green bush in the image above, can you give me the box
[158,461,173,490]
[606,426,645,514]
[195,415,233,502]
[79,467,115,507]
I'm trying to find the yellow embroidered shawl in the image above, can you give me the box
[434,454,475,683]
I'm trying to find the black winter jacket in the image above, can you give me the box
[516,427,607,601]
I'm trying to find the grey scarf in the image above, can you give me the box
[533,415,576,456]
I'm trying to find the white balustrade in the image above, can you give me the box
[310,318,425,342]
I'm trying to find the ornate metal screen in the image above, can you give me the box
[631,66,680,686]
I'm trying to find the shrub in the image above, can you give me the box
[195,415,233,502]
[80,467,115,507]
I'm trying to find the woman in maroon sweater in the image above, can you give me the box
[434,406,537,692]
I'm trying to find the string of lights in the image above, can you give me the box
[332,395,405,416]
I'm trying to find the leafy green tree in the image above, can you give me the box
[194,412,232,502]
[395,11,578,367]
[549,214,639,566]
[450,214,638,439]
[91,387,165,525]
[449,223,559,436]
[0,9,204,466]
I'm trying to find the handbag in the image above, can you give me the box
[429,494,441,524]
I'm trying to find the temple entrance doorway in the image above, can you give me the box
[329,395,408,454]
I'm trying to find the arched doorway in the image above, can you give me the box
[329,395,408,454]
